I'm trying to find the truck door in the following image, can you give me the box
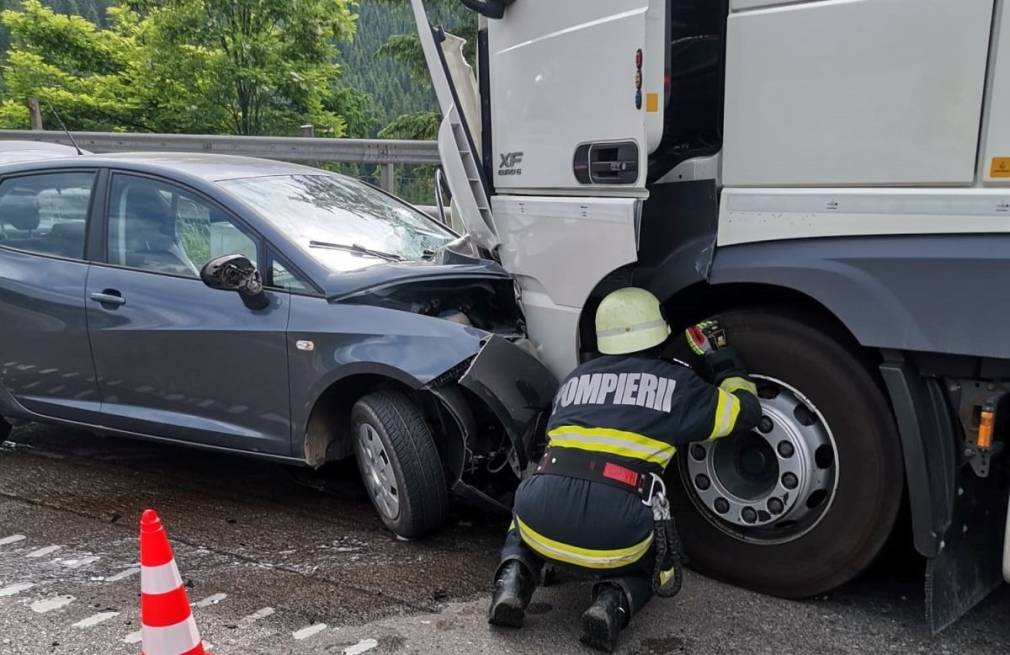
[486,0,666,193]
[413,1,665,377]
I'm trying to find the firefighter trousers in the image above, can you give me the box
[497,474,658,618]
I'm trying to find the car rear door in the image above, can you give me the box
[85,171,292,455]
[0,168,102,422]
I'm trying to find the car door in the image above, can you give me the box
[0,168,102,422]
[85,172,292,455]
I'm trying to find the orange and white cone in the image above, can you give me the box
[139,509,209,655]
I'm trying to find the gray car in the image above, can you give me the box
[0,147,557,538]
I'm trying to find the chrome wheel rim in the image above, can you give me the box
[356,423,400,521]
[683,375,838,545]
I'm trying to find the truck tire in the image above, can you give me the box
[351,390,449,539]
[666,308,903,597]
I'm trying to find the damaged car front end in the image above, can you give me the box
[323,264,558,519]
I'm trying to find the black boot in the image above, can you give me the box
[579,584,630,653]
[488,560,536,628]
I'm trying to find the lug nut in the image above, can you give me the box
[758,416,774,433]
[782,472,798,489]
[767,497,784,514]
[691,444,707,461]
[714,498,730,514]
[741,507,757,523]
[695,474,711,491]
[777,441,794,458]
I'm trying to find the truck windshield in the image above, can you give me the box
[220,174,455,270]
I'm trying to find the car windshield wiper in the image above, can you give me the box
[308,241,405,262]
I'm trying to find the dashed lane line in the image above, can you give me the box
[104,566,141,582]
[345,638,379,655]
[0,582,35,597]
[292,623,328,640]
[60,556,101,569]
[123,630,142,644]
[73,611,120,628]
[240,607,275,625]
[193,593,227,608]
[30,595,75,613]
[0,534,26,546]
[25,545,62,558]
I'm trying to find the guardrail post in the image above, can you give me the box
[27,99,43,131]
[380,163,396,194]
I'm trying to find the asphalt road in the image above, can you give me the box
[1,424,1008,655]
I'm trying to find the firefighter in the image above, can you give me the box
[488,287,762,652]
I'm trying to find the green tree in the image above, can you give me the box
[0,0,359,136]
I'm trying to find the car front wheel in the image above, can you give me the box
[351,390,449,539]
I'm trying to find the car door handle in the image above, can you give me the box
[90,290,126,307]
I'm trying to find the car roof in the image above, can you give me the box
[89,152,323,181]
[0,141,88,165]
[0,147,324,182]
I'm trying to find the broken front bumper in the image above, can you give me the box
[459,335,559,470]
[428,335,558,514]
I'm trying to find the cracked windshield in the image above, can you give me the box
[222,174,455,271]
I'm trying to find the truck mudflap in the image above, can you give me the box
[1004,491,1010,584]
[925,468,1009,633]
[459,335,558,472]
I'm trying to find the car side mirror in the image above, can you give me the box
[200,254,269,310]
[460,0,512,19]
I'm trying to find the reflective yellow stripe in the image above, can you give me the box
[547,425,675,466]
[514,516,653,569]
[659,566,677,586]
[507,519,516,533]
[709,389,743,440]
[721,376,757,397]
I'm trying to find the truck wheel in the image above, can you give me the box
[351,390,449,539]
[666,308,903,597]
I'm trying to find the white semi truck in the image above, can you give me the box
[412,0,1010,630]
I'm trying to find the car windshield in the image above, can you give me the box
[220,174,455,272]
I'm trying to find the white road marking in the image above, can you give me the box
[62,556,100,569]
[293,623,328,640]
[26,545,62,558]
[240,607,275,624]
[124,630,142,644]
[193,593,227,607]
[0,582,34,597]
[0,535,26,546]
[345,638,379,655]
[105,566,141,582]
[73,611,120,628]
[31,595,75,613]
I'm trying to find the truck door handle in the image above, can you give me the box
[90,289,125,307]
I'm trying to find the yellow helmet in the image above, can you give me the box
[595,287,671,355]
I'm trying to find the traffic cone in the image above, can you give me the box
[139,509,209,655]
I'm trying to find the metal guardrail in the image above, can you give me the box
[0,130,440,194]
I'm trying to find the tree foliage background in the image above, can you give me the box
[0,0,472,200]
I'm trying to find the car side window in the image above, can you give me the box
[107,174,258,278]
[0,171,95,259]
[270,258,311,292]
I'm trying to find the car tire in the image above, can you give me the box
[665,308,903,598]
[351,390,449,539]
[0,417,10,441]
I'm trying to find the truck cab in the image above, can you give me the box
[414,0,1010,630]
